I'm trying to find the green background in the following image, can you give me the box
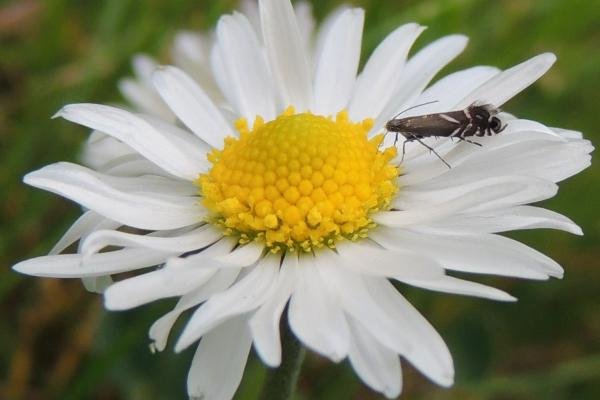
[1,0,598,399]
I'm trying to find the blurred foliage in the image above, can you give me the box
[1,0,598,399]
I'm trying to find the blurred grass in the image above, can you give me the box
[1,0,598,399]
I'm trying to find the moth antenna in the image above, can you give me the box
[390,100,439,120]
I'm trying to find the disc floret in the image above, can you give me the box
[198,107,398,252]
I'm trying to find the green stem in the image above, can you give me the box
[259,323,306,400]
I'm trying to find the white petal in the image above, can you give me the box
[373,35,468,134]
[394,175,554,212]
[405,137,592,186]
[164,240,263,270]
[403,275,516,301]
[13,248,171,278]
[411,66,501,116]
[288,255,350,362]
[347,317,402,398]
[312,8,364,115]
[213,241,265,267]
[455,138,593,184]
[81,225,222,257]
[495,118,563,137]
[78,216,122,249]
[455,53,556,109]
[364,278,454,387]
[240,0,261,34]
[104,264,215,310]
[424,205,582,235]
[82,275,113,294]
[333,268,454,387]
[398,124,570,185]
[249,252,297,367]
[371,228,561,279]
[99,154,172,177]
[187,316,252,400]
[260,0,312,110]
[139,114,212,160]
[24,162,203,230]
[48,210,119,292]
[335,241,445,281]
[149,267,241,352]
[118,78,173,121]
[68,213,121,292]
[210,44,236,112]
[176,255,279,351]
[80,131,134,170]
[294,1,315,56]
[216,13,277,121]
[170,32,220,100]
[317,258,412,356]
[152,66,233,149]
[86,173,197,198]
[49,211,106,255]
[551,127,583,140]
[349,23,424,120]
[378,175,557,227]
[55,104,207,180]
[131,54,156,83]
[312,5,349,74]
[171,32,207,67]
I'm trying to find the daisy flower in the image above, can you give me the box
[13,0,593,399]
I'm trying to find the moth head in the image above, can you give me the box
[489,116,503,133]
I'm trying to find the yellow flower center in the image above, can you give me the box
[198,107,399,252]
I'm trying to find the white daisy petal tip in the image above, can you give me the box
[12,258,38,275]
[496,291,518,302]
[52,103,84,120]
[253,347,281,368]
[549,211,584,236]
[436,372,455,388]
[549,266,565,279]
[22,170,37,186]
[538,51,557,67]
[149,342,159,354]
[174,328,198,353]
[103,279,145,311]
[444,33,469,51]
[103,287,126,311]
[518,51,557,85]
[50,108,64,119]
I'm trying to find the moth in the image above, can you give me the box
[386,102,507,168]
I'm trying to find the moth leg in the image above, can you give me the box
[412,137,451,169]
[400,136,411,164]
[458,137,482,147]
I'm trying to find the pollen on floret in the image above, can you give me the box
[198,107,399,252]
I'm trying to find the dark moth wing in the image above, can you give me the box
[386,111,468,137]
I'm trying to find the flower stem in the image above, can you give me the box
[259,322,306,400]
